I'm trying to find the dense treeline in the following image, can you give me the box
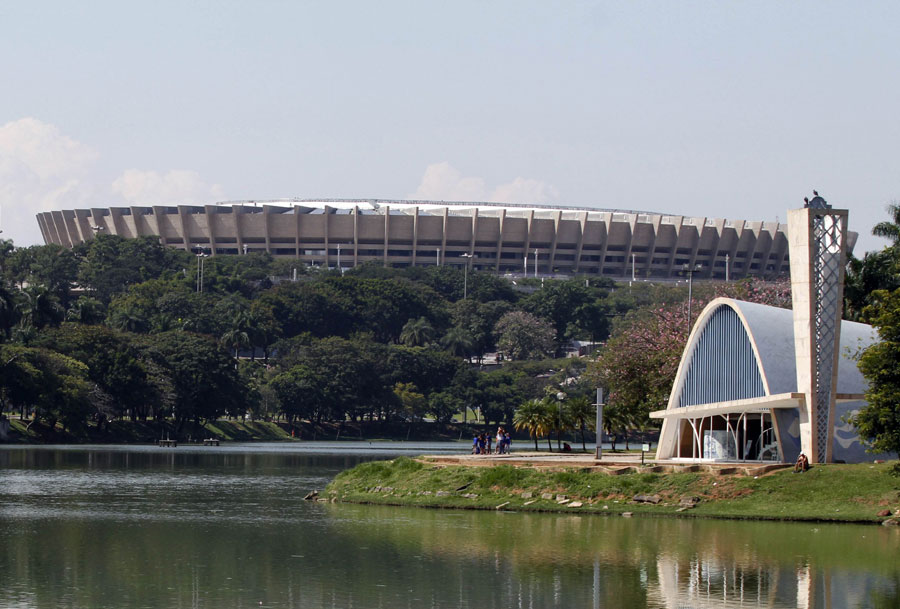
[0,234,631,435]
[5,214,891,450]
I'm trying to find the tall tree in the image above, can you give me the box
[854,288,900,468]
[513,398,554,451]
[872,202,900,244]
[495,311,555,360]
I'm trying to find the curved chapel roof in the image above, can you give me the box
[666,298,877,411]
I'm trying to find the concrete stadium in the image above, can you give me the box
[37,199,855,280]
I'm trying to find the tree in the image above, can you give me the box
[142,331,246,431]
[521,279,609,344]
[872,202,900,244]
[854,288,900,468]
[440,326,474,358]
[17,285,64,330]
[566,395,595,452]
[513,398,554,451]
[399,317,435,347]
[495,311,555,360]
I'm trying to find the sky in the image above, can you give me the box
[1,1,897,254]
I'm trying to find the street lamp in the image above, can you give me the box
[195,248,209,293]
[556,391,566,452]
[682,263,701,330]
[461,253,474,298]
[595,388,604,460]
[533,248,538,278]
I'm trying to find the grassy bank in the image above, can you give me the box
[326,457,900,523]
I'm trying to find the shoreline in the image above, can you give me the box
[325,456,900,525]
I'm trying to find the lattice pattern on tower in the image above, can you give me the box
[811,213,843,462]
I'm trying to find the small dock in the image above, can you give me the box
[157,439,177,447]
[202,438,220,446]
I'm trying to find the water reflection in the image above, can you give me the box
[0,445,897,609]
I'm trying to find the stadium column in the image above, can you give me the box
[597,212,612,276]
[644,214,661,278]
[686,218,706,272]
[263,205,273,254]
[759,222,779,279]
[323,205,331,268]
[788,203,848,464]
[727,220,746,279]
[468,207,478,261]
[522,209,534,269]
[383,205,390,267]
[440,207,448,266]
[204,206,219,255]
[573,211,588,273]
[235,205,245,256]
[620,213,637,278]
[494,208,506,273]
[177,206,191,251]
[353,206,359,267]
[411,206,419,266]
[665,216,685,278]
[548,210,562,271]
[151,207,167,247]
[707,218,726,278]
[294,205,301,259]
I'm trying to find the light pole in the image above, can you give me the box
[556,391,566,452]
[533,248,538,278]
[595,388,604,460]
[436,247,441,267]
[523,250,528,275]
[196,251,208,293]
[682,263,701,330]
[461,253,474,298]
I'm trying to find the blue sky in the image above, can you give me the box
[1,1,897,253]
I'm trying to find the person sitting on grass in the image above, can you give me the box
[793,452,810,473]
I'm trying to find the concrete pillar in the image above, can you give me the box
[788,203,848,463]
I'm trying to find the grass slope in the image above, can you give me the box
[326,457,900,523]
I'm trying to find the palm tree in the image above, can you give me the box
[221,312,251,358]
[566,396,595,452]
[873,202,900,244]
[513,398,554,451]
[18,285,64,329]
[440,326,473,358]
[399,317,435,347]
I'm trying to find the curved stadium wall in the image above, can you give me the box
[37,199,848,280]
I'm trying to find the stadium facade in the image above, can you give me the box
[35,199,857,279]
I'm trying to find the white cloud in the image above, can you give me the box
[111,169,224,205]
[0,118,225,246]
[410,161,559,204]
[0,118,99,245]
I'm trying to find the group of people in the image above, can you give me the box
[472,428,512,455]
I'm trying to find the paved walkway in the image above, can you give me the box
[419,451,788,476]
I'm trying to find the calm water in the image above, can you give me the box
[0,443,898,609]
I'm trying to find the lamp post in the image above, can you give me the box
[534,248,538,278]
[595,388,604,460]
[436,247,440,267]
[195,250,209,293]
[682,263,701,330]
[556,391,566,452]
[461,253,474,299]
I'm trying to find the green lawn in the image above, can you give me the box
[326,457,900,523]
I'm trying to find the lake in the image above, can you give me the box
[1,443,897,608]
